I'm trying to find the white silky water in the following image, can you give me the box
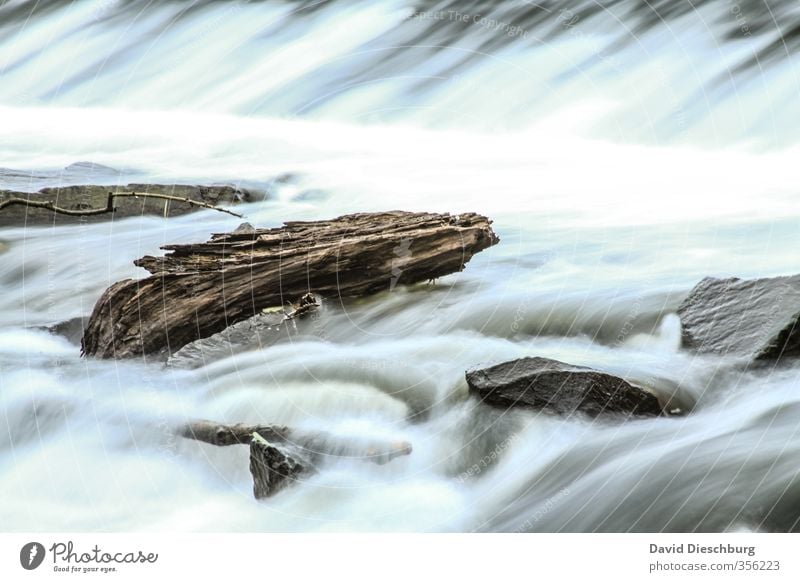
[1,0,799,532]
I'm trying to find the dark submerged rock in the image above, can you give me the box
[45,317,88,345]
[167,294,327,368]
[677,275,800,362]
[466,357,663,418]
[167,310,289,368]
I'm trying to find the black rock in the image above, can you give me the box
[677,275,800,362]
[466,357,663,418]
[249,433,309,499]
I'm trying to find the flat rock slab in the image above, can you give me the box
[43,317,89,345]
[466,357,663,418]
[0,183,258,226]
[167,310,289,368]
[677,275,800,362]
[82,211,498,359]
[0,161,135,191]
[167,300,327,368]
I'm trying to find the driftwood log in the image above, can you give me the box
[82,211,499,359]
[181,419,413,498]
[180,419,290,446]
[180,419,413,463]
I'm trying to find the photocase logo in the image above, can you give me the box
[20,542,46,570]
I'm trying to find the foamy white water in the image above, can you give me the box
[1,0,799,532]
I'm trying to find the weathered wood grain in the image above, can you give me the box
[82,211,498,358]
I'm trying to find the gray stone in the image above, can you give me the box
[167,295,324,368]
[466,357,663,418]
[677,275,800,362]
[0,183,262,226]
[45,317,88,345]
[249,433,310,499]
[232,221,256,234]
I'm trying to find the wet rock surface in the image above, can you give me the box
[45,317,89,345]
[466,356,663,418]
[249,433,310,499]
[0,183,260,226]
[167,311,288,367]
[167,300,324,368]
[677,275,800,362]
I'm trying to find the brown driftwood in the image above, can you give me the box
[82,211,499,359]
[179,419,291,446]
[180,419,413,498]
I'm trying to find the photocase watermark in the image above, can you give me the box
[20,542,46,570]
[727,1,753,37]
[407,10,529,39]
[558,6,686,131]
[556,9,622,70]
[19,540,158,574]
[613,294,643,347]
[510,301,528,333]
[513,487,571,531]
[169,1,244,67]
[344,357,410,372]
[457,433,521,483]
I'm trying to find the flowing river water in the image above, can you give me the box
[1,0,799,531]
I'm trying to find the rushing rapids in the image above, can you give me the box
[1,0,799,532]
